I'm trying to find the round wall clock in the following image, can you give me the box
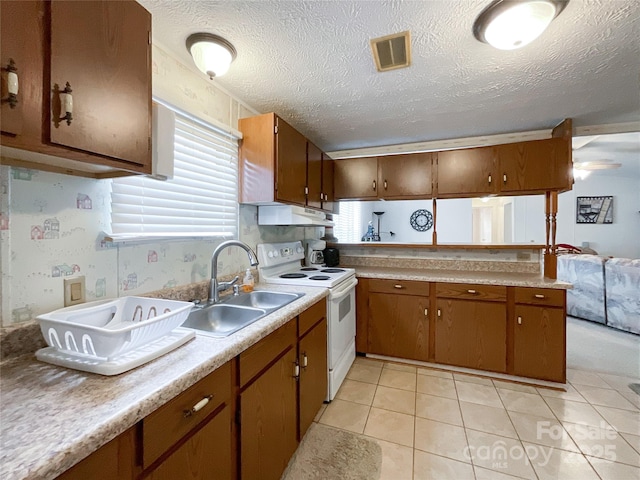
[409,209,433,232]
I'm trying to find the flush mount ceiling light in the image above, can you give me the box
[473,0,568,50]
[186,33,237,79]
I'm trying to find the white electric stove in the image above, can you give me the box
[257,241,357,401]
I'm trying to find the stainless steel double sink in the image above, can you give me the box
[181,291,304,338]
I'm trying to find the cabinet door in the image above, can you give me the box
[241,347,298,480]
[146,406,232,480]
[514,305,565,382]
[321,154,335,212]
[436,147,497,197]
[275,116,307,206]
[435,299,506,372]
[49,0,151,167]
[299,319,328,440]
[368,292,429,361]
[378,153,433,199]
[306,141,323,209]
[0,0,38,136]
[57,426,138,480]
[333,157,378,199]
[498,138,572,193]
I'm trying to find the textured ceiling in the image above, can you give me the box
[140,0,640,156]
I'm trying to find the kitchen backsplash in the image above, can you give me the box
[0,165,318,327]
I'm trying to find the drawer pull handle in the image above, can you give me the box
[534,294,545,299]
[394,284,403,289]
[373,180,377,191]
[424,308,428,316]
[467,289,477,294]
[294,363,300,380]
[384,180,388,190]
[488,174,492,184]
[183,394,213,417]
[503,173,507,184]
[517,316,522,325]
[59,82,73,126]
[302,353,308,369]
[437,309,441,317]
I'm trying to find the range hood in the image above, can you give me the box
[258,205,333,227]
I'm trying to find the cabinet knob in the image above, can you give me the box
[437,309,441,317]
[372,180,377,191]
[394,284,403,289]
[3,59,18,109]
[304,186,309,195]
[320,192,324,200]
[293,362,300,380]
[488,174,492,184]
[534,294,545,299]
[517,316,522,325]
[503,173,507,184]
[183,394,213,417]
[384,180,388,190]
[424,308,428,316]
[467,289,477,294]
[301,353,308,369]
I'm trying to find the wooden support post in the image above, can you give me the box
[544,191,558,279]
[432,198,438,245]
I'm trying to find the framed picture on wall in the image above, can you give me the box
[576,196,613,224]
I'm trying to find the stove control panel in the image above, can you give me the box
[257,241,305,267]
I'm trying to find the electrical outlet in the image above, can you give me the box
[64,276,86,306]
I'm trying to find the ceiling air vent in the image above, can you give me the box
[370,31,411,72]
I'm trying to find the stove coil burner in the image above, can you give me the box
[321,268,345,273]
[309,275,331,281]
[280,273,308,279]
[300,267,319,271]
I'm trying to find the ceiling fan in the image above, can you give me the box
[572,135,622,179]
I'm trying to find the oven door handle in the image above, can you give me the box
[329,276,358,301]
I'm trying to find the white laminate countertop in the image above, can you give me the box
[352,266,572,289]
[0,284,329,480]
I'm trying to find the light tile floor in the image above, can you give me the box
[317,358,640,479]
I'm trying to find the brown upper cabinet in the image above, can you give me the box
[335,120,573,200]
[334,152,434,200]
[238,112,333,212]
[435,146,498,197]
[0,0,152,178]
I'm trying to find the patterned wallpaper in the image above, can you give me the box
[0,165,312,327]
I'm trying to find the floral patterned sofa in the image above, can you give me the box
[557,254,639,335]
[605,258,640,335]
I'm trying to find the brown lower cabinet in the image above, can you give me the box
[356,279,566,382]
[369,292,429,361]
[55,298,328,480]
[435,298,507,373]
[146,406,232,480]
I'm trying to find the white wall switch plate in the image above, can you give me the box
[64,276,86,306]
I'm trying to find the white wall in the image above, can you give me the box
[556,174,640,258]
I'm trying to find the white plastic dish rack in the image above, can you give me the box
[36,296,193,361]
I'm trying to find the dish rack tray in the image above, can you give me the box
[36,297,193,361]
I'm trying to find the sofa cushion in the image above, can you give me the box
[605,258,640,335]
[557,254,607,324]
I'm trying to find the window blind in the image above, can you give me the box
[333,201,362,243]
[110,113,238,240]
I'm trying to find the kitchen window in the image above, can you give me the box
[109,107,239,241]
[333,201,361,242]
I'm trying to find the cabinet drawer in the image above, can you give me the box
[299,298,326,338]
[239,319,296,388]
[436,283,506,302]
[515,287,565,307]
[143,361,231,468]
[368,278,430,296]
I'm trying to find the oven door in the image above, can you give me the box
[327,276,358,369]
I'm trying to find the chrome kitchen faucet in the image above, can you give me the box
[209,240,259,304]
